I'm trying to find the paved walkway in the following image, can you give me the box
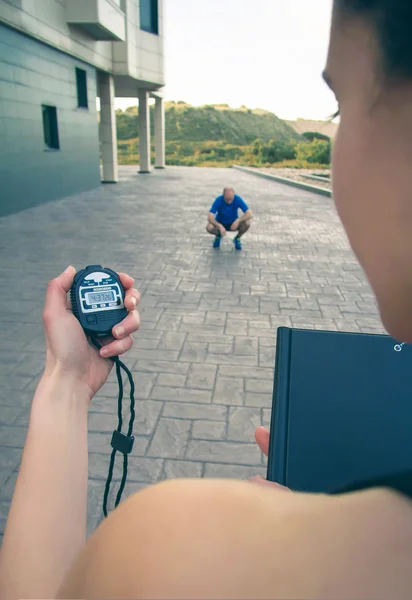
[0,166,384,537]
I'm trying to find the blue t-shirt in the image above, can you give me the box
[210,194,249,225]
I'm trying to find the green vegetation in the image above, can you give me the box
[302,131,331,142]
[115,102,331,168]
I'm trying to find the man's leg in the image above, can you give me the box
[206,223,223,248]
[230,220,251,250]
[235,220,251,238]
[206,223,220,236]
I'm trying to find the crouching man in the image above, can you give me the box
[206,187,253,250]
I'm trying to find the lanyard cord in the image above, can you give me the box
[91,338,135,518]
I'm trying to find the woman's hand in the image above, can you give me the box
[42,265,140,401]
[250,426,291,490]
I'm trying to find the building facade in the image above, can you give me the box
[0,0,165,217]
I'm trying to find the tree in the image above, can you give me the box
[302,131,330,142]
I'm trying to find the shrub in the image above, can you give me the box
[261,139,297,163]
[302,131,331,142]
[296,139,331,165]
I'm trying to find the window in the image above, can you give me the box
[76,67,88,109]
[140,0,158,35]
[42,105,60,150]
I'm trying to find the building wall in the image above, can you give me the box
[113,0,164,85]
[0,0,165,87]
[0,23,101,216]
[0,0,114,72]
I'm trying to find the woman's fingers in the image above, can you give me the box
[124,287,141,311]
[91,272,140,358]
[249,476,291,491]
[117,272,140,310]
[118,272,135,291]
[100,334,134,358]
[251,428,291,490]
[255,426,270,457]
[112,308,140,340]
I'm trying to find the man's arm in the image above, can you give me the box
[211,213,225,233]
[239,209,253,223]
[237,197,253,223]
[208,198,224,230]
[208,213,226,236]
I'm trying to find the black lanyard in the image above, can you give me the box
[91,338,135,517]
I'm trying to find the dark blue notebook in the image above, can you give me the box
[267,327,412,494]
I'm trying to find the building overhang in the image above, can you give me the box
[113,74,164,97]
[66,0,126,42]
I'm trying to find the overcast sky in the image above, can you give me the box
[115,0,336,121]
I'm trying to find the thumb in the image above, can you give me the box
[43,266,76,319]
[255,426,270,457]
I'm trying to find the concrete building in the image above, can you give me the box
[0,0,165,217]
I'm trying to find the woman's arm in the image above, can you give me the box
[0,374,89,600]
[0,266,141,600]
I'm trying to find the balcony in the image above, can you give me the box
[66,0,126,42]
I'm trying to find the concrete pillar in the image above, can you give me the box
[154,96,165,169]
[98,73,118,183]
[138,89,151,173]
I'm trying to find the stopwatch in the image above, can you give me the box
[70,265,128,337]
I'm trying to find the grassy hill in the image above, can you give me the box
[116,101,301,145]
[163,102,301,144]
[115,102,331,168]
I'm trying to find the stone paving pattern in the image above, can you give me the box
[0,166,385,539]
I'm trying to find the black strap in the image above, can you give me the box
[91,338,135,517]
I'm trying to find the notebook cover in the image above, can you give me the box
[267,327,412,493]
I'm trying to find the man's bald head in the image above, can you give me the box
[223,187,235,204]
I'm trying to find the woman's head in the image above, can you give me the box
[327,0,412,341]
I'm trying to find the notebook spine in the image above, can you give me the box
[267,327,292,485]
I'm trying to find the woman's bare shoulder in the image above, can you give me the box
[58,478,412,599]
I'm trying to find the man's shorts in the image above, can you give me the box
[217,221,235,231]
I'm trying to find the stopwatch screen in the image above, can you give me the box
[86,291,115,304]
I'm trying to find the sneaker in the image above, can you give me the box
[213,236,221,248]
[234,237,242,250]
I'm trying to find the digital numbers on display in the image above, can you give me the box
[87,291,115,304]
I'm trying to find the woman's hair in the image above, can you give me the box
[337,0,412,78]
